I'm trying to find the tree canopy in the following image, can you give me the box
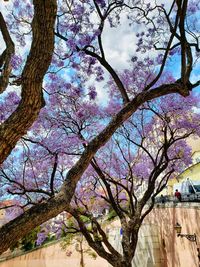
[34,94,200,267]
[0,0,200,258]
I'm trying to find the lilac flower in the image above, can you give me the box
[69,24,81,34]
[13,0,20,8]
[131,56,138,63]
[78,35,92,47]
[11,55,23,70]
[88,88,97,100]
[77,110,85,118]
[36,232,47,246]
[96,0,106,8]
[93,29,101,37]
[96,75,104,81]
[146,3,151,8]
[65,83,72,90]
[188,2,198,14]
[73,5,85,17]
[67,38,77,50]
[156,54,163,64]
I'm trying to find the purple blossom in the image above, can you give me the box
[88,87,97,100]
[69,24,81,34]
[78,35,92,47]
[77,110,84,118]
[36,232,47,246]
[11,54,23,70]
[146,3,151,8]
[156,54,163,64]
[67,38,77,50]
[73,5,85,17]
[131,56,138,63]
[13,0,20,8]
[65,83,72,90]
[93,29,101,37]
[96,0,106,8]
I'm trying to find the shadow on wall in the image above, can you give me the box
[147,257,154,267]
[161,238,168,267]
[131,223,162,267]
[144,204,200,267]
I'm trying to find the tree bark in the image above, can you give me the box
[112,261,132,267]
[79,239,85,267]
[0,194,67,255]
[0,12,14,93]
[0,0,57,164]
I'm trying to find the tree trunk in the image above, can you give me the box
[79,240,85,267]
[112,261,132,267]
[0,0,57,164]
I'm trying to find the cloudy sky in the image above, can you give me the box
[1,0,200,103]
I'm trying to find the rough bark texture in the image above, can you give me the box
[0,0,57,165]
[109,258,133,267]
[0,12,14,93]
[0,194,67,254]
[0,82,190,255]
[115,262,132,267]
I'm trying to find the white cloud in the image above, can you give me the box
[102,14,137,70]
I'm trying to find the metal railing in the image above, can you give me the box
[155,194,200,204]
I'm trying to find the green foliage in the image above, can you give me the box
[43,233,56,244]
[10,226,41,252]
[61,233,75,250]
[9,241,20,252]
[61,233,97,261]
[106,209,117,221]
[21,226,41,251]
[84,249,97,259]
[80,215,91,224]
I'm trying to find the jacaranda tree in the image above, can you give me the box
[0,0,200,258]
[36,95,200,267]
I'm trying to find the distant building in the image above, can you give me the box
[166,137,200,196]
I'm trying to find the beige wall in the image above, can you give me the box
[1,203,200,267]
[187,137,200,155]
[144,204,200,267]
[0,241,107,267]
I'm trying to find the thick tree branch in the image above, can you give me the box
[0,12,14,93]
[0,0,57,165]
